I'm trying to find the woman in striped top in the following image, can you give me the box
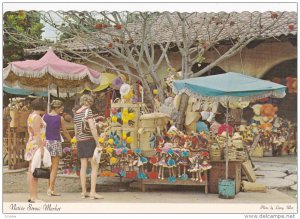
[74,94,104,199]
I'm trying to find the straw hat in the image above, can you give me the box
[200,111,210,121]
[111,77,124,90]
[188,97,197,104]
[120,83,131,97]
[232,132,243,140]
[192,101,201,112]
[211,102,218,113]
[207,112,214,122]
[202,102,209,111]
[252,126,259,133]
[185,112,201,126]
[273,118,281,128]
[239,125,246,132]
[252,104,262,115]
[173,95,181,111]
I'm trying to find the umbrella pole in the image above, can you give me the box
[48,83,50,113]
[57,86,60,98]
[225,101,229,180]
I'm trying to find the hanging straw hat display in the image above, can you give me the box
[112,77,124,90]
[173,94,181,111]
[185,112,201,126]
[120,83,131,97]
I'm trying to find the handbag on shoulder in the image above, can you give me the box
[82,109,92,135]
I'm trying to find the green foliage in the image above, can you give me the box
[3,11,44,66]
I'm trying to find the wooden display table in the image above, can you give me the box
[6,127,29,170]
[208,160,242,194]
[141,172,208,194]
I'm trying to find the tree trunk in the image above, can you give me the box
[175,93,189,130]
[141,79,155,110]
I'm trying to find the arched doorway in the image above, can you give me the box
[262,59,297,122]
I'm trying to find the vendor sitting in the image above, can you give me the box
[196,111,211,133]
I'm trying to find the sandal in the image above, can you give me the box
[29,199,44,203]
[81,192,89,199]
[47,189,61,196]
[89,193,104,200]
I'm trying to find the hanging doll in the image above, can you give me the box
[158,152,168,180]
[149,151,160,172]
[127,154,137,171]
[177,142,190,178]
[200,150,211,170]
[189,154,202,181]
[134,148,148,179]
[167,148,177,179]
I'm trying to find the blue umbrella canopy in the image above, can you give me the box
[3,84,48,96]
[173,72,286,101]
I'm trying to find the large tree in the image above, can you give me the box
[163,11,294,128]
[3,10,45,66]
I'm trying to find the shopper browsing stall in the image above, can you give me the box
[43,100,72,196]
[74,94,104,199]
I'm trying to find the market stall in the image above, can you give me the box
[173,72,286,197]
[3,47,101,170]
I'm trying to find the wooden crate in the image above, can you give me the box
[7,128,29,170]
[208,160,242,194]
[110,127,139,150]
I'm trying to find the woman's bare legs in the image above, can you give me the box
[48,156,60,194]
[80,158,88,195]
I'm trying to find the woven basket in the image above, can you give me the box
[185,122,197,134]
[210,151,222,161]
[139,113,170,129]
[141,150,156,157]
[9,110,19,128]
[139,127,156,152]
[19,111,31,127]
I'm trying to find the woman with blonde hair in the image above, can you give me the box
[25,98,48,203]
[43,100,72,196]
[73,94,104,199]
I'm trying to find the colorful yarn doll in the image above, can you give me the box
[158,152,168,180]
[149,151,160,172]
[167,149,176,178]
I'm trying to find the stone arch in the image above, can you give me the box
[259,58,297,79]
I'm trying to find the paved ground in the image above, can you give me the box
[2,189,296,203]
